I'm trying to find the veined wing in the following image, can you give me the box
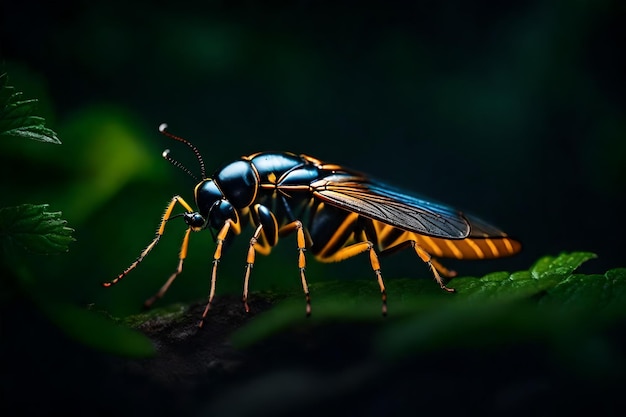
[310,172,470,239]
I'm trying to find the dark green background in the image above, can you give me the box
[2,0,624,315]
[4,0,626,315]
[1,1,625,416]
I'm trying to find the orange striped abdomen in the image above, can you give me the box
[371,219,521,260]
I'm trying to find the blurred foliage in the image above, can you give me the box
[0,0,623,354]
[233,252,626,376]
[1,0,624,324]
[0,73,154,358]
[43,301,155,357]
[0,2,625,414]
[0,73,60,144]
[0,73,73,266]
[0,204,74,254]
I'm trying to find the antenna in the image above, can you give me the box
[162,149,198,181]
[158,123,207,179]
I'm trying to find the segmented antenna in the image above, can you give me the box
[158,123,207,179]
[162,149,198,181]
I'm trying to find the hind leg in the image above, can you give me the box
[379,240,456,292]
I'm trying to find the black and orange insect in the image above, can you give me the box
[104,124,521,327]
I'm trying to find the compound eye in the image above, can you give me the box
[184,212,205,229]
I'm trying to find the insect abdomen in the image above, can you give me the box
[371,219,520,260]
[307,208,520,263]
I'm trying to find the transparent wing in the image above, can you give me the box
[464,213,509,238]
[310,172,470,239]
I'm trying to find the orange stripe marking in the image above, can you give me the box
[464,239,485,259]
[444,239,463,258]
[419,235,444,257]
[485,238,500,257]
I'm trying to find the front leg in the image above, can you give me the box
[103,195,196,288]
[199,219,233,328]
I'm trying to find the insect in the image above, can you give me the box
[104,124,521,327]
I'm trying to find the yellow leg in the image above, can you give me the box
[431,258,457,279]
[279,220,311,316]
[103,195,195,287]
[413,243,456,292]
[144,227,192,308]
[199,219,232,328]
[242,224,264,313]
[322,241,387,316]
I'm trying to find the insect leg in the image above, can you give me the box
[412,243,456,292]
[103,195,195,287]
[143,227,192,308]
[279,220,311,316]
[322,241,387,316]
[430,258,457,279]
[242,224,264,313]
[379,240,456,291]
[199,219,232,328]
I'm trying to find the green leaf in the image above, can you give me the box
[448,252,597,301]
[539,267,626,319]
[376,253,622,367]
[0,73,61,144]
[228,291,389,349]
[0,204,75,254]
[232,252,600,348]
[530,251,597,278]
